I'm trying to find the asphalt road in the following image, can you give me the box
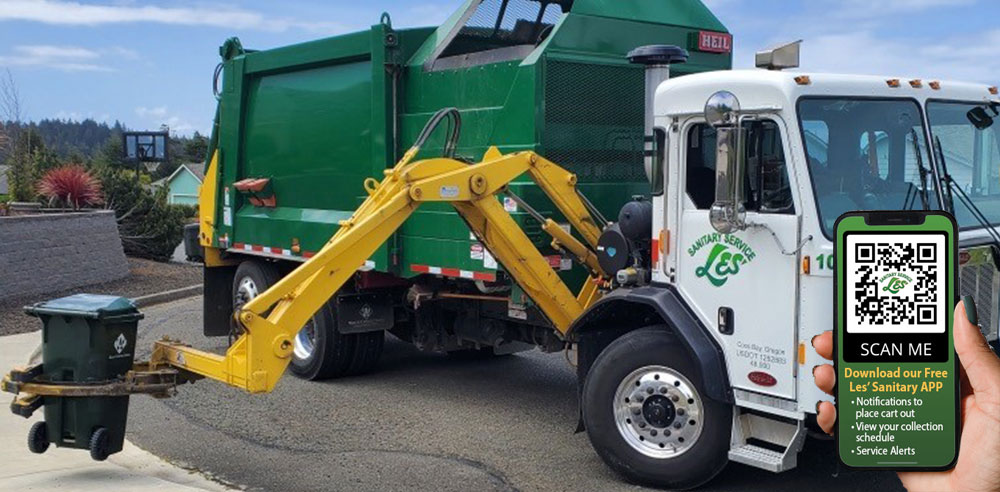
[127,297,904,491]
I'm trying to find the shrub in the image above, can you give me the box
[37,164,102,210]
[98,165,186,261]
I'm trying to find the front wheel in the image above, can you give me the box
[582,327,731,490]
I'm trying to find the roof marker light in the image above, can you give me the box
[909,79,922,88]
[929,81,941,90]
[887,79,901,88]
[990,86,999,95]
[794,75,811,85]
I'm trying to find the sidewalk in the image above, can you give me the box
[0,331,229,491]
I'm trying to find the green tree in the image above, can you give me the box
[184,131,208,163]
[7,129,46,202]
[93,133,125,169]
[99,165,186,261]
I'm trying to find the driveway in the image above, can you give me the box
[127,297,904,491]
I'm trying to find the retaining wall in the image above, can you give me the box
[0,210,129,300]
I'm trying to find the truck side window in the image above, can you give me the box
[684,121,794,214]
[746,120,795,214]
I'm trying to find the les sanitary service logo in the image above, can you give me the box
[688,233,756,287]
[880,272,912,294]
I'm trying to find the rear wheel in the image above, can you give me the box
[582,327,731,489]
[232,260,383,380]
[89,427,110,461]
[27,421,48,454]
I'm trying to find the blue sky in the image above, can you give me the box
[0,0,997,136]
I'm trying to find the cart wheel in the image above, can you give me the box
[89,427,110,461]
[27,421,49,454]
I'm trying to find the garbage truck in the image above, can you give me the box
[6,0,1000,489]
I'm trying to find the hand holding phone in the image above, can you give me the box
[834,211,959,470]
[814,300,1000,491]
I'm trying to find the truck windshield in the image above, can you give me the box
[798,98,937,237]
[927,101,1000,229]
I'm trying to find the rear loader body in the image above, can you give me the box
[201,0,730,292]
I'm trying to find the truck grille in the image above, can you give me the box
[542,59,646,183]
[959,247,999,341]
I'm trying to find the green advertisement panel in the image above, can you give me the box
[834,212,959,469]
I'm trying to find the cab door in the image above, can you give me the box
[672,117,801,399]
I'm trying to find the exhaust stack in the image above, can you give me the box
[628,45,689,182]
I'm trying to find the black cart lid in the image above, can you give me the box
[25,294,143,321]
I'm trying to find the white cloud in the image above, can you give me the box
[106,46,139,60]
[136,106,168,119]
[834,0,976,16]
[0,0,348,33]
[0,44,111,72]
[134,105,203,136]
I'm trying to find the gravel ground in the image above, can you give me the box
[0,257,200,336]
[128,297,904,492]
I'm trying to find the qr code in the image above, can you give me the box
[846,234,945,334]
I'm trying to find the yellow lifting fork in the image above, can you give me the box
[150,146,609,393]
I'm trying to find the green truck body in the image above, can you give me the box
[207,0,730,284]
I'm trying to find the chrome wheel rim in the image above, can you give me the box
[612,365,704,459]
[235,275,316,360]
[234,277,259,310]
[293,321,317,360]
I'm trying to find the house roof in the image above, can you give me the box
[165,163,205,185]
[0,165,8,195]
[186,163,206,181]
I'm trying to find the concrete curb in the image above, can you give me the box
[133,284,203,308]
[0,331,229,491]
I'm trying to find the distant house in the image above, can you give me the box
[0,165,8,196]
[153,163,204,206]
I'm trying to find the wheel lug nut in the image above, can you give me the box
[659,387,668,394]
[650,430,658,436]
[635,396,644,403]
[673,422,682,429]
[639,422,646,428]
[670,394,679,402]
[632,408,641,415]
[646,387,654,394]
[677,408,685,416]
[664,430,671,437]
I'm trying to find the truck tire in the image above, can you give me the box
[345,331,384,375]
[233,260,364,381]
[291,302,360,379]
[582,326,731,490]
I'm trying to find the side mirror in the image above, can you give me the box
[705,91,747,233]
[968,106,995,130]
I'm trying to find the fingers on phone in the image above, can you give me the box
[812,331,833,361]
[813,364,835,395]
[816,401,836,435]
[953,301,1000,400]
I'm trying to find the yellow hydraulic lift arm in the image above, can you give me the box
[150,146,609,393]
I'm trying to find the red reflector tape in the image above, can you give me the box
[410,264,497,282]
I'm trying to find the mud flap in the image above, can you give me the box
[203,265,236,337]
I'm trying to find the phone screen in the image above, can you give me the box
[835,212,958,469]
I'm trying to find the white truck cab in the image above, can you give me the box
[645,67,1000,472]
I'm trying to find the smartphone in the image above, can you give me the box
[834,210,959,470]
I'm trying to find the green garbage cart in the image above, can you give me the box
[23,294,143,461]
